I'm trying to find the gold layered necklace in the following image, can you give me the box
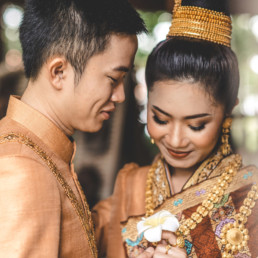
[145,154,257,257]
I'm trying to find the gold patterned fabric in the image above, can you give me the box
[93,154,258,258]
[0,96,97,258]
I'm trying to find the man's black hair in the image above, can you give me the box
[19,0,147,82]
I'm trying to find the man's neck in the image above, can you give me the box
[21,80,74,136]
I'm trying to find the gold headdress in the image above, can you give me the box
[167,0,232,47]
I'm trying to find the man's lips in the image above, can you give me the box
[101,108,115,120]
[167,148,192,158]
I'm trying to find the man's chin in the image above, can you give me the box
[83,121,104,133]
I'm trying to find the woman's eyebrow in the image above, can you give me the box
[152,105,211,119]
[184,113,211,119]
[152,105,172,117]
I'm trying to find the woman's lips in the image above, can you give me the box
[167,148,192,159]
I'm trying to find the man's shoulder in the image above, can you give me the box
[0,118,48,165]
[117,162,150,182]
[0,153,61,207]
[0,116,12,131]
[113,163,151,197]
[0,134,43,164]
[0,136,58,190]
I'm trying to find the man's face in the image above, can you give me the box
[63,34,138,133]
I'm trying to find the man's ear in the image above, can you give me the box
[48,57,69,90]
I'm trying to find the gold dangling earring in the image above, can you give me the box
[150,138,155,144]
[221,117,232,156]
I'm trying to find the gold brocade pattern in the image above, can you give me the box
[145,151,241,219]
[145,159,170,217]
[183,151,224,189]
[121,161,257,257]
[175,159,243,237]
[220,185,258,257]
[0,133,98,258]
[144,153,258,257]
[147,149,225,208]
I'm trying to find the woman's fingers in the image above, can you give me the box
[153,243,187,258]
[161,231,177,246]
[137,247,155,258]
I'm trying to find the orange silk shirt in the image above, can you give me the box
[92,163,149,258]
[0,96,95,258]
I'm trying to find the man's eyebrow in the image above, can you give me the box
[113,63,135,72]
[113,66,130,73]
[153,105,211,119]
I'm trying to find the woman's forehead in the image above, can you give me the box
[148,80,223,116]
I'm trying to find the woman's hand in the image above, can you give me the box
[153,231,187,258]
[137,231,187,258]
[137,247,155,258]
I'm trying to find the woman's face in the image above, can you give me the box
[147,80,225,170]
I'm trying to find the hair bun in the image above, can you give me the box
[167,0,232,47]
[182,0,230,15]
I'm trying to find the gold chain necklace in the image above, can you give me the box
[145,155,257,257]
[0,133,98,258]
[145,160,159,217]
[145,150,225,217]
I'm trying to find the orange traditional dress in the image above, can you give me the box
[0,96,97,258]
[93,149,258,258]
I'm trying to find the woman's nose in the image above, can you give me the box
[166,123,188,149]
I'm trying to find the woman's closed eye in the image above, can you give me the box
[153,114,168,125]
[189,123,206,131]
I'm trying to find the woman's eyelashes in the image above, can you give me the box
[189,124,206,131]
[153,113,206,131]
[153,114,168,125]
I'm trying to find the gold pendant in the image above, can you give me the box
[220,221,249,257]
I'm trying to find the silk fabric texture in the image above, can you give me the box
[0,96,95,258]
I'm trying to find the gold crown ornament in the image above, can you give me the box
[167,0,232,47]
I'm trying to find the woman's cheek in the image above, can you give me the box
[147,120,161,139]
[192,127,221,149]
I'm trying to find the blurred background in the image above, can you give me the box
[0,0,257,208]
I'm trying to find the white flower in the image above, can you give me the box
[137,210,179,242]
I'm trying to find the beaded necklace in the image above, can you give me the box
[145,154,258,257]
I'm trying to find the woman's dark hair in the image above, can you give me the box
[145,38,239,114]
[19,0,147,83]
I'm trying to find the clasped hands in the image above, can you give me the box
[137,231,187,258]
